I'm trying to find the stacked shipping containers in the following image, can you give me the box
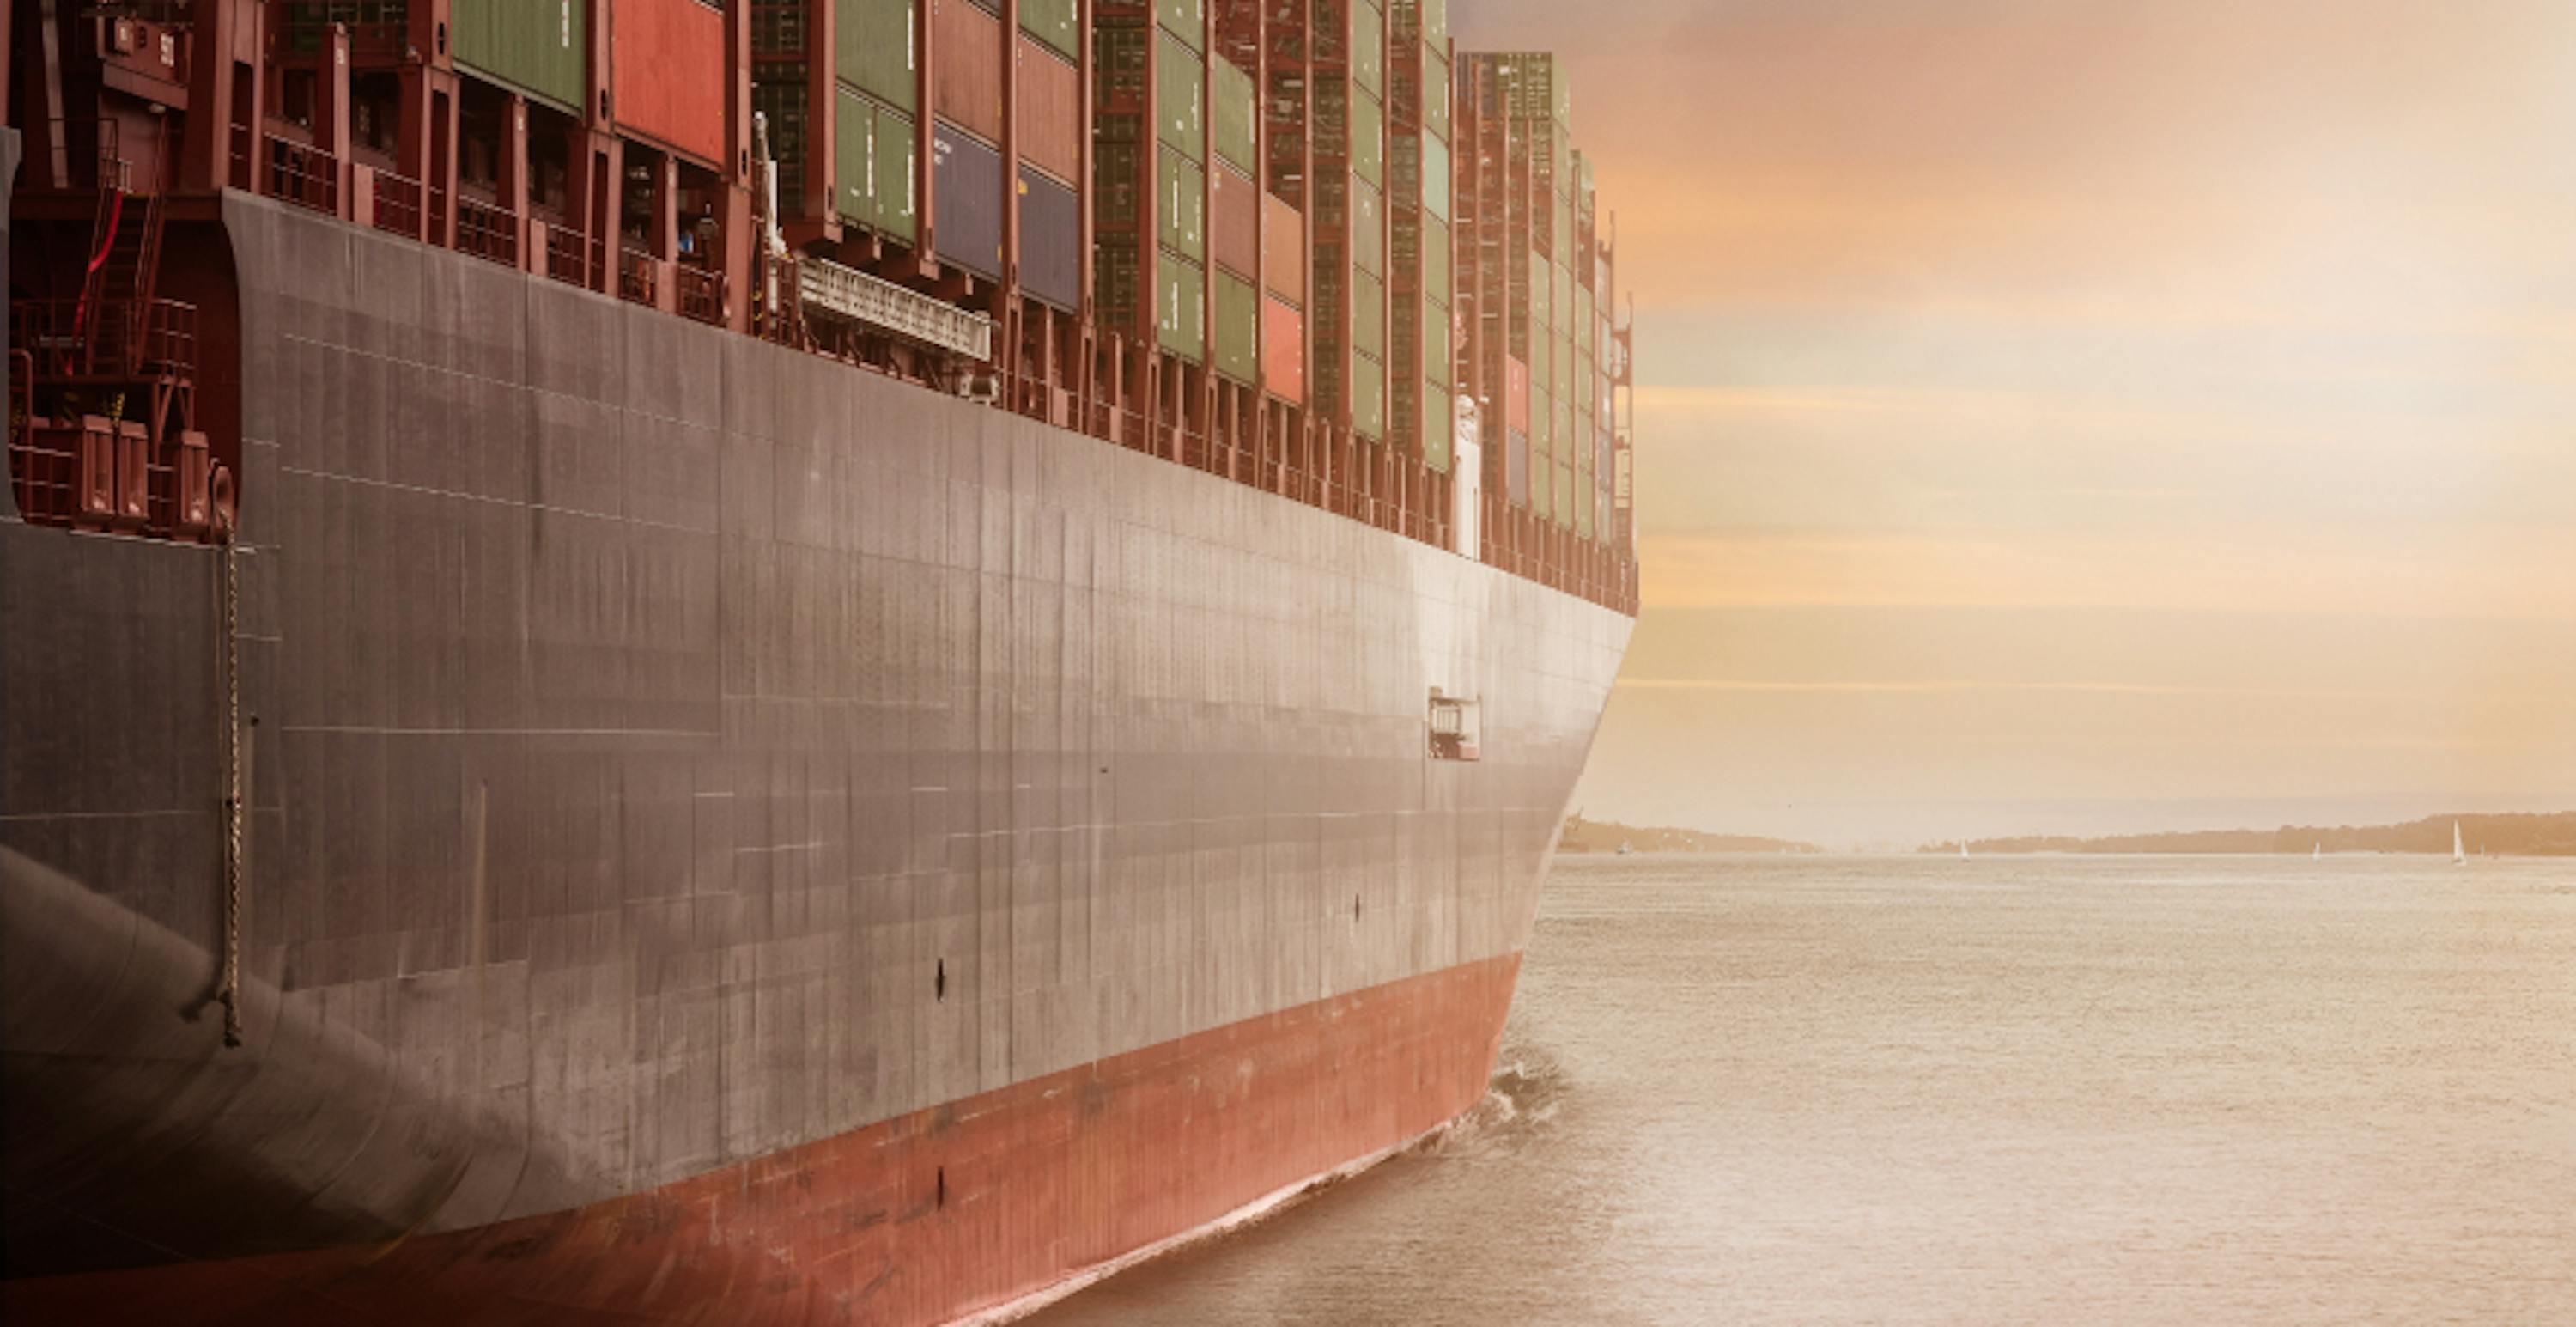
[1388,0,1453,477]
[1096,0,1209,367]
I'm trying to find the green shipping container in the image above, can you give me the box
[1158,249,1206,362]
[839,0,918,113]
[1352,351,1387,442]
[1576,286,1595,356]
[1553,261,1572,338]
[1159,0,1205,50]
[1564,460,1583,533]
[1159,148,1206,262]
[1353,271,1386,358]
[835,88,919,242]
[1350,88,1384,186]
[1424,53,1451,140]
[451,0,586,111]
[1352,2,1385,96]
[1423,215,1450,306]
[1158,32,1204,157]
[1419,136,1451,222]
[1212,59,1257,176]
[1352,176,1384,275]
[1530,255,1550,331]
[1021,0,1079,60]
[1532,383,1552,461]
[1214,270,1258,384]
[1421,380,1452,472]
[1423,295,1451,387]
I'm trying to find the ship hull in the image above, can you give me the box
[2,194,1629,1322]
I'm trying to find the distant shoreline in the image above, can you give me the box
[1916,811,2576,858]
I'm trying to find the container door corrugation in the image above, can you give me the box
[1504,355,1529,432]
[451,0,586,111]
[1157,249,1207,362]
[1423,51,1451,140]
[1419,136,1450,222]
[1158,148,1206,262]
[1157,33,1204,158]
[933,120,1005,278]
[613,0,730,164]
[1213,270,1259,385]
[836,88,920,242]
[1261,295,1304,403]
[1352,271,1386,359]
[933,0,1005,145]
[1021,0,1079,60]
[1505,425,1529,505]
[1022,167,1083,310]
[1212,164,1259,279]
[1262,192,1306,307]
[840,0,919,113]
[1422,215,1450,306]
[1017,36,1081,186]
[1423,294,1451,387]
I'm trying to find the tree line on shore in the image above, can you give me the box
[1920,811,2576,856]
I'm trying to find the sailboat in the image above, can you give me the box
[2452,821,2466,867]
[1959,841,1970,861]
[2312,843,2322,862]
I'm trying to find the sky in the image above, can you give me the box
[1455,0,2576,849]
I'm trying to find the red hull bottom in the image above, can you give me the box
[8,953,1523,1326]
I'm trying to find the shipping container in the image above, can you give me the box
[1021,167,1083,309]
[1505,426,1530,505]
[1158,249,1206,361]
[1350,89,1384,186]
[1353,271,1386,358]
[1158,0,1205,50]
[1262,295,1305,402]
[1157,33,1203,156]
[1352,177,1384,275]
[835,88,920,241]
[1022,0,1080,60]
[1352,350,1387,441]
[451,0,586,111]
[1213,270,1259,384]
[1421,380,1452,471]
[1423,52,1450,139]
[1422,215,1449,303]
[1158,147,1206,260]
[1212,163,1259,277]
[1211,59,1258,177]
[934,120,1005,277]
[1017,37,1082,185]
[1504,355,1529,433]
[1262,192,1305,306]
[933,0,1006,144]
[840,0,920,113]
[614,0,730,163]
[1352,2,1385,95]
[1423,296,1451,387]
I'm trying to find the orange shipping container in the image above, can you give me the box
[611,0,728,165]
[1262,295,1305,404]
[1212,164,1258,279]
[1504,356,1530,432]
[1261,192,1305,307]
[1016,38,1081,185]
[933,0,1005,145]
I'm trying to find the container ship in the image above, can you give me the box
[3,3,1636,1321]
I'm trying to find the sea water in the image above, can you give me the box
[1035,854,2576,1324]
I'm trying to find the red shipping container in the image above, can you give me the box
[1212,163,1258,279]
[1262,295,1305,405]
[1261,192,1304,307]
[611,0,728,165]
[1504,356,1529,432]
[1016,37,1081,186]
[933,0,1005,146]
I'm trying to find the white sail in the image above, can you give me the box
[2313,843,2322,861]
[1959,841,1970,861]
[2453,821,2466,866]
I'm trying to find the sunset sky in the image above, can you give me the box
[1456,0,2576,847]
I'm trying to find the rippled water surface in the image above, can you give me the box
[1034,855,2576,1324]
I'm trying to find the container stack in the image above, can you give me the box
[1388,1,1456,509]
[1095,0,1213,447]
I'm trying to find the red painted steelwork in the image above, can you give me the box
[933,0,1008,146]
[1016,36,1083,186]
[5,953,1525,1327]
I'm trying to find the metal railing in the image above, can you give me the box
[454,197,519,267]
[368,168,422,237]
[618,247,660,307]
[676,265,725,325]
[13,298,200,380]
[264,135,340,213]
[539,221,598,289]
